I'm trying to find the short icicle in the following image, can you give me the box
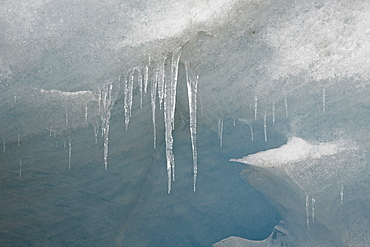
[272,101,275,125]
[338,181,344,204]
[285,95,288,117]
[218,118,224,147]
[322,88,326,113]
[93,125,99,144]
[264,109,267,142]
[306,194,310,231]
[68,135,72,170]
[85,103,88,123]
[311,196,316,223]
[185,61,199,192]
[138,70,143,109]
[249,124,254,141]
[254,96,258,120]
[65,99,69,127]
[19,160,22,180]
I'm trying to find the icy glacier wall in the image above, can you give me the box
[1,0,369,246]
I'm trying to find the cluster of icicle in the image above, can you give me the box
[94,47,198,194]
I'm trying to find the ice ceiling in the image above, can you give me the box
[1,0,369,246]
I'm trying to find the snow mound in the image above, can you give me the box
[230,137,350,167]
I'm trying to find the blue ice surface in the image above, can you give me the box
[0,110,285,246]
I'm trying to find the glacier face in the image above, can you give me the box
[1,0,370,246]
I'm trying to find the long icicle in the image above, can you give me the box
[151,69,158,149]
[164,63,174,193]
[170,47,182,131]
[101,82,116,170]
[144,54,151,94]
[158,58,165,110]
[185,61,199,192]
[123,71,134,131]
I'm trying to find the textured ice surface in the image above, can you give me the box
[1,0,370,246]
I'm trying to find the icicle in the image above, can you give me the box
[68,135,72,170]
[101,121,104,140]
[249,124,254,141]
[272,101,276,125]
[322,88,326,113]
[3,140,5,152]
[144,55,151,94]
[200,95,204,117]
[339,182,344,204]
[103,121,110,170]
[164,67,175,193]
[138,70,143,109]
[14,95,16,105]
[17,133,20,146]
[151,71,158,149]
[19,160,22,180]
[254,96,258,120]
[233,118,236,127]
[161,47,183,191]
[85,103,88,123]
[97,87,102,113]
[306,194,310,231]
[218,118,224,147]
[264,110,267,142]
[221,118,224,143]
[170,47,182,130]
[50,127,52,136]
[158,58,165,110]
[93,125,98,144]
[312,197,316,223]
[284,96,288,117]
[63,140,66,149]
[144,65,149,94]
[186,61,199,192]
[101,83,115,170]
[123,72,134,131]
[65,99,69,126]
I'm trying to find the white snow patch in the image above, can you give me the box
[40,89,94,97]
[264,1,370,80]
[230,137,349,167]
